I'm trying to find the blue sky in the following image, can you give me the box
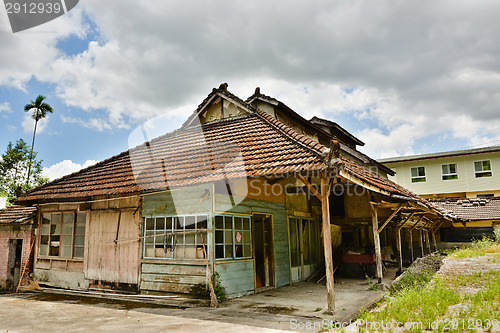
[1,1,500,180]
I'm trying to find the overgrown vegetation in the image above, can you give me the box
[355,239,500,333]
[448,236,500,259]
[212,272,226,303]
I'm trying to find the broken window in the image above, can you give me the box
[143,215,208,260]
[442,163,458,180]
[39,212,85,259]
[474,160,492,178]
[411,166,426,183]
[215,215,252,260]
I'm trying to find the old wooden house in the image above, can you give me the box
[17,84,450,310]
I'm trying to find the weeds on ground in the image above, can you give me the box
[448,237,500,258]
[390,269,434,294]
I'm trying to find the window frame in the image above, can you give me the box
[214,214,252,261]
[474,160,492,178]
[410,166,426,183]
[142,214,209,261]
[441,163,458,180]
[38,211,86,260]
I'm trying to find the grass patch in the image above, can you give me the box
[448,237,500,258]
[390,269,435,294]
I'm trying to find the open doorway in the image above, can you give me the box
[253,214,274,289]
[8,239,23,291]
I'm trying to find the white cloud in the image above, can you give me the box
[61,115,113,132]
[42,159,99,180]
[22,114,49,134]
[0,102,12,113]
[4,1,500,158]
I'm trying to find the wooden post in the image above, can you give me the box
[426,230,432,254]
[370,203,383,283]
[409,228,414,262]
[419,230,424,257]
[320,172,335,314]
[432,229,438,252]
[396,226,403,272]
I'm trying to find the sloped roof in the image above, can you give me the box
[17,107,327,203]
[309,116,365,146]
[378,145,500,164]
[0,205,36,224]
[430,197,500,222]
[15,85,447,221]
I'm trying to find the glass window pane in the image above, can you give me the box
[483,160,491,170]
[165,217,172,230]
[74,235,85,246]
[215,245,224,258]
[215,230,223,244]
[41,225,50,235]
[411,167,418,177]
[174,217,182,230]
[224,230,232,243]
[146,218,154,230]
[185,216,196,229]
[234,217,242,230]
[224,216,232,229]
[144,245,154,257]
[52,213,61,225]
[40,235,49,245]
[76,212,86,224]
[225,245,233,258]
[243,245,251,257]
[61,235,73,246]
[156,217,165,230]
[61,246,72,257]
[51,224,60,235]
[215,216,224,229]
[63,213,74,225]
[62,223,73,235]
[197,216,207,229]
[74,247,84,258]
[185,234,195,245]
[42,214,51,224]
[475,161,482,172]
[75,224,85,234]
[243,218,250,230]
[450,164,456,173]
[39,245,48,256]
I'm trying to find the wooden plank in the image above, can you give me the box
[396,226,403,272]
[141,263,206,276]
[140,281,194,294]
[419,230,424,257]
[141,273,206,285]
[216,260,255,297]
[321,172,335,313]
[296,173,322,202]
[370,202,383,282]
[378,203,404,234]
[409,228,414,262]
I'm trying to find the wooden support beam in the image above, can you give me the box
[320,171,335,314]
[370,202,383,283]
[426,230,432,254]
[396,226,403,272]
[419,229,424,257]
[296,173,322,202]
[378,203,404,234]
[410,215,425,231]
[398,212,415,229]
[409,228,414,262]
[432,229,438,252]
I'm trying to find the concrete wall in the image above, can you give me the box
[386,151,500,197]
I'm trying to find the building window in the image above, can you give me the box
[474,160,492,178]
[39,212,86,259]
[215,215,252,260]
[143,215,208,260]
[411,166,426,183]
[442,163,458,180]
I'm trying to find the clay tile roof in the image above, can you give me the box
[0,205,36,224]
[430,197,500,221]
[17,109,328,203]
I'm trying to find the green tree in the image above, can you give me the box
[24,95,53,185]
[0,139,48,199]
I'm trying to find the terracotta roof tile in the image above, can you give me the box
[0,205,36,224]
[430,197,500,221]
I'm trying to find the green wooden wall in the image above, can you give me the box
[215,260,255,297]
[142,184,212,216]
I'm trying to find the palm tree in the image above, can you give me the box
[24,95,53,186]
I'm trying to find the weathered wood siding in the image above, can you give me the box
[215,194,290,288]
[140,261,207,294]
[85,209,141,284]
[215,260,254,297]
[142,184,212,216]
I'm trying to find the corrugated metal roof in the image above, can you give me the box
[378,145,500,164]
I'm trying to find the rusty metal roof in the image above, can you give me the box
[0,205,36,224]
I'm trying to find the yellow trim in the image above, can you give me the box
[214,258,254,265]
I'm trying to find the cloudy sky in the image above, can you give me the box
[1,1,500,180]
